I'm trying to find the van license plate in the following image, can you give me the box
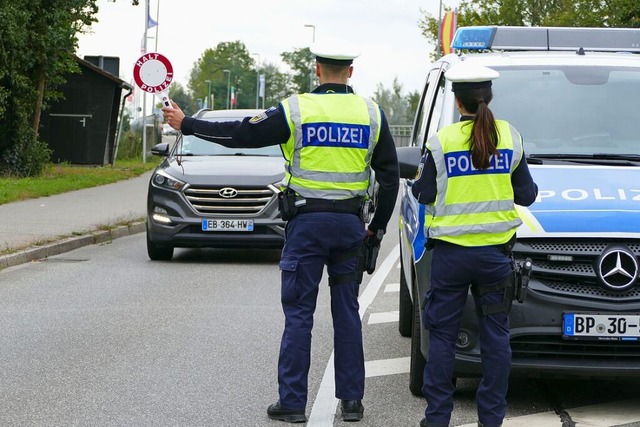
[202,219,254,232]
[563,313,640,340]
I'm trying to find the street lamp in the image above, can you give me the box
[205,79,212,109]
[252,53,260,109]
[223,69,231,110]
[304,24,316,92]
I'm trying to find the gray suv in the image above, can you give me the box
[397,26,640,396]
[146,109,285,260]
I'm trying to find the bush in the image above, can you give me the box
[116,126,161,161]
[0,132,51,177]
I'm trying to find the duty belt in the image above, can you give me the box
[296,197,362,216]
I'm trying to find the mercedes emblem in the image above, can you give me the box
[595,245,638,292]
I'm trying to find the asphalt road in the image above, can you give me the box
[2,231,640,426]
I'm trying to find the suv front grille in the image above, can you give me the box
[184,185,276,215]
[513,238,640,302]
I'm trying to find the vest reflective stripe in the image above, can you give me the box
[281,94,380,199]
[426,120,523,246]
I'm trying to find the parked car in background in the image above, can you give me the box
[146,109,286,260]
[162,123,177,136]
[397,26,640,396]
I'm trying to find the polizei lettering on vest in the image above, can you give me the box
[302,123,369,149]
[445,149,512,177]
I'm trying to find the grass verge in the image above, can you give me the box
[0,159,159,206]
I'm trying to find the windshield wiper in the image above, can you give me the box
[528,153,640,165]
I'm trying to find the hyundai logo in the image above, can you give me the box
[596,245,638,292]
[219,187,239,198]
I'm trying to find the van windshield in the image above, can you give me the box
[489,66,640,156]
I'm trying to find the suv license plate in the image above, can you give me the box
[202,219,254,232]
[563,313,640,341]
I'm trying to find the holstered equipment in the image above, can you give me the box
[363,229,385,274]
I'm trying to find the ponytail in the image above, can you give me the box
[456,88,500,169]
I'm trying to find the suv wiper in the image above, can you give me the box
[528,153,640,166]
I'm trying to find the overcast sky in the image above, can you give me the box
[77,0,450,101]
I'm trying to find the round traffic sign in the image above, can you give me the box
[133,53,174,93]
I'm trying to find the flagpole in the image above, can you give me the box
[142,0,149,164]
[154,0,159,52]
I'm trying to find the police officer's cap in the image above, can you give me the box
[310,42,360,66]
[445,61,499,91]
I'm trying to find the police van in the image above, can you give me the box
[397,26,640,396]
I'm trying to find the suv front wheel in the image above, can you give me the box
[146,229,174,261]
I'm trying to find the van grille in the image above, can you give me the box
[184,185,276,215]
[513,238,640,302]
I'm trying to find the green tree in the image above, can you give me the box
[188,41,256,110]
[281,47,315,94]
[405,90,421,125]
[0,0,98,177]
[372,78,412,126]
[419,0,640,59]
[168,83,196,117]
[259,62,293,108]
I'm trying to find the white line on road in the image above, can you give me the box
[384,282,400,292]
[368,311,399,325]
[456,397,640,427]
[365,357,409,378]
[307,244,400,427]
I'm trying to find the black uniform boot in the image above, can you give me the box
[340,399,364,422]
[266,401,306,423]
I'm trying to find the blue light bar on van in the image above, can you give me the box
[451,26,640,53]
[451,27,495,50]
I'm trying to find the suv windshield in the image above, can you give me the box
[176,135,282,156]
[486,65,640,156]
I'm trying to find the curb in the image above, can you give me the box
[0,221,146,270]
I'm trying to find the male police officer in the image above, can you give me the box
[162,43,399,423]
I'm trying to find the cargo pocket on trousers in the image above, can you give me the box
[422,287,436,331]
[279,257,299,304]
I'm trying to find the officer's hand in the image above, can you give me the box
[162,101,185,132]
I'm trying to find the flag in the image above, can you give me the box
[230,86,237,108]
[145,0,158,29]
[440,11,457,55]
[147,14,158,29]
[259,74,265,98]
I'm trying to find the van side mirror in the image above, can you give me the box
[397,146,422,179]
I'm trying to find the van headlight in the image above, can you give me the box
[152,170,185,190]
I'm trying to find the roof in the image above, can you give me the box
[74,56,133,90]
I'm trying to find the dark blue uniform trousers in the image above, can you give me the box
[277,211,366,410]
[422,241,513,427]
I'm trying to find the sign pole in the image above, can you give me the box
[142,0,149,164]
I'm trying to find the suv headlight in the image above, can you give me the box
[152,170,186,191]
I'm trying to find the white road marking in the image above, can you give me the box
[365,357,410,378]
[307,244,400,427]
[457,397,640,426]
[368,311,399,325]
[384,282,400,292]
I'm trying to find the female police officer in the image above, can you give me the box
[162,44,399,423]
[411,61,538,427]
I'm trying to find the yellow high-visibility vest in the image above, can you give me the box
[425,119,523,246]
[280,93,381,199]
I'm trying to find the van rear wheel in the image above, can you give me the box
[398,261,413,337]
[409,282,426,396]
